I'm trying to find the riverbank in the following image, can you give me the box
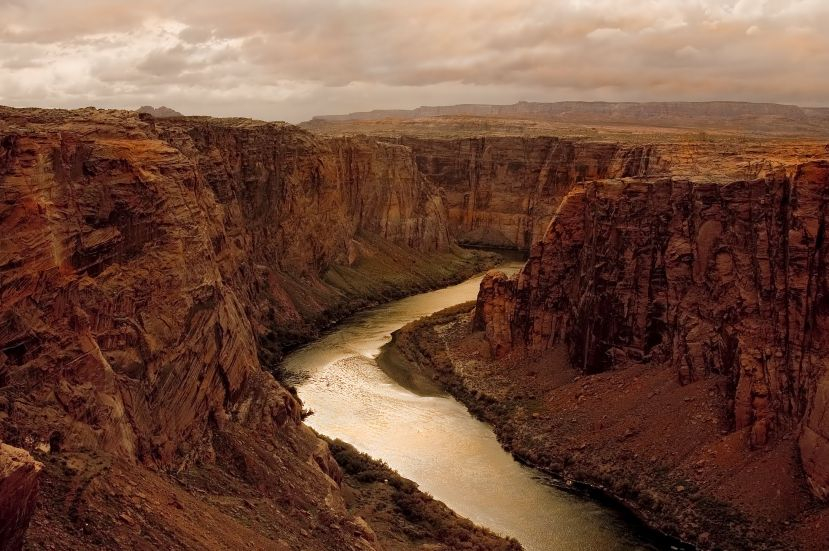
[259,241,502,377]
[386,304,829,551]
[327,438,522,551]
[284,259,661,550]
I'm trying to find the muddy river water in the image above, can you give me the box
[282,260,664,551]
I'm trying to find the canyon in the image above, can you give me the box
[0,106,501,550]
[391,151,829,546]
[389,137,657,250]
[2,102,829,550]
[472,165,829,491]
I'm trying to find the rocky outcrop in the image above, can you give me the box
[0,106,483,548]
[0,444,42,551]
[136,106,183,118]
[475,163,829,497]
[395,136,662,249]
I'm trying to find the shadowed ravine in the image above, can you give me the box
[282,259,663,551]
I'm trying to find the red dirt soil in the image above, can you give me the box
[390,304,829,550]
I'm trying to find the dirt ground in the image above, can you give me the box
[389,303,829,551]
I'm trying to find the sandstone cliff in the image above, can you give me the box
[0,444,41,551]
[474,164,829,499]
[394,136,660,250]
[0,106,492,549]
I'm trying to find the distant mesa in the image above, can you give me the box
[306,100,829,137]
[310,100,825,122]
[136,105,184,118]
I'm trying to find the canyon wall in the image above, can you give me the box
[0,444,41,551]
[155,117,457,355]
[475,164,829,497]
[0,107,452,465]
[0,107,475,548]
[395,136,661,250]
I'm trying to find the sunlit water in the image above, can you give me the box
[282,260,661,551]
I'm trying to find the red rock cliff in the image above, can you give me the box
[0,444,41,551]
[475,163,829,498]
[396,136,661,249]
[0,107,466,548]
[0,107,452,463]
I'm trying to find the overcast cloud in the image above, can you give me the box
[0,0,827,122]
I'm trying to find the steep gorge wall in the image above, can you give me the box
[0,444,41,551]
[154,118,459,355]
[157,119,451,278]
[395,136,662,250]
[475,164,829,497]
[0,108,453,464]
[0,107,463,548]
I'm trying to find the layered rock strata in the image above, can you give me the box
[474,163,829,498]
[0,106,491,549]
[0,444,42,551]
[395,136,661,249]
[1,107,450,462]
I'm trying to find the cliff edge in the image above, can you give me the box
[469,165,829,548]
[0,106,501,550]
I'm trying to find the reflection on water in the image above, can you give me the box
[282,261,659,551]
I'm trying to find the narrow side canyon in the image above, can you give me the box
[394,136,660,250]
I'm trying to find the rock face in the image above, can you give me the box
[397,136,661,249]
[135,105,184,118]
[0,107,449,464]
[475,163,829,497]
[0,444,42,551]
[0,106,469,548]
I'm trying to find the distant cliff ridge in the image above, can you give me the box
[136,105,184,118]
[309,100,829,136]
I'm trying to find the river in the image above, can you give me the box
[282,259,663,551]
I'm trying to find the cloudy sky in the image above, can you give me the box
[0,0,827,122]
